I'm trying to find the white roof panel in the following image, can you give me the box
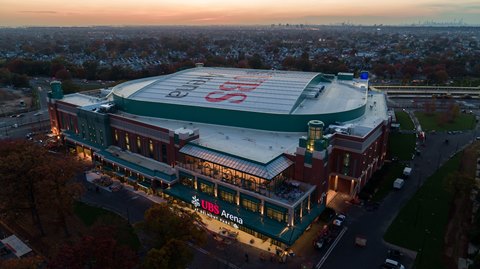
[122,67,319,114]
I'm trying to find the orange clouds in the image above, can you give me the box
[0,0,479,26]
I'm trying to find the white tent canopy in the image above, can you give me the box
[1,235,32,257]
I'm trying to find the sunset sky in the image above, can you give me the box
[1,0,479,26]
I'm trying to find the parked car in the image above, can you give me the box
[332,214,346,226]
[381,259,405,269]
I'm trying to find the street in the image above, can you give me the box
[321,122,477,269]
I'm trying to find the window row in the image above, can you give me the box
[113,129,168,164]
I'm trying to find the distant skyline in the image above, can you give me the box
[1,0,480,27]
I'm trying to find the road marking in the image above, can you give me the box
[187,242,241,269]
[315,226,348,269]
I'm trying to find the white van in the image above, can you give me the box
[382,258,405,269]
[403,167,412,177]
[393,178,405,190]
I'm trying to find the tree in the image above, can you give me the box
[282,56,296,69]
[138,204,207,269]
[0,140,83,237]
[0,68,12,84]
[139,204,207,248]
[248,54,263,69]
[49,225,138,269]
[0,255,43,269]
[54,69,72,80]
[434,70,449,84]
[423,97,436,115]
[61,80,79,94]
[82,61,98,80]
[11,73,30,88]
[142,239,193,269]
[36,156,83,236]
[295,52,312,71]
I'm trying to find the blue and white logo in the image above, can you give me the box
[191,195,200,207]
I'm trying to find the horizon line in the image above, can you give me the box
[1,22,480,28]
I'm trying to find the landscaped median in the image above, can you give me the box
[384,153,462,269]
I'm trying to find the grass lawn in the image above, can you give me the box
[395,111,415,130]
[384,153,462,269]
[74,201,141,250]
[372,163,406,202]
[388,133,416,161]
[415,112,476,131]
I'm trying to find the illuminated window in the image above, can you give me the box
[114,129,118,144]
[343,153,350,167]
[125,133,130,151]
[219,190,235,203]
[266,207,285,222]
[241,199,258,212]
[180,174,194,188]
[149,140,154,158]
[136,136,142,153]
[343,153,350,175]
[199,183,214,196]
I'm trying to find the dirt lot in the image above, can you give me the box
[0,87,33,115]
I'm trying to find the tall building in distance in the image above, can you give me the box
[47,66,390,248]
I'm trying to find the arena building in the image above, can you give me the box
[47,66,390,248]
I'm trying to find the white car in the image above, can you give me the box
[332,214,346,226]
[382,258,405,269]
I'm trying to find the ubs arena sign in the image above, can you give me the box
[191,195,244,225]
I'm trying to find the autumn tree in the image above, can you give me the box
[49,225,138,269]
[248,53,264,69]
[0,140,83,237]
[138,204,207,269]
[0,255,43,269]
[142,239,193,269]
[423,97,436,115]
[36,156,83,236]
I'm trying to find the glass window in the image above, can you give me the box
[149,139,154,158]
[241,198,258,212]
[199,183,214,196]
[161,144,168,164]
[266,207,286,223]
[125,133,130,151]
[136,136,142,154]
[343,153,350,167]
[180,175,194,188]
[343,153,350,175]
[219,190,235,204]
[114,129,118,144]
